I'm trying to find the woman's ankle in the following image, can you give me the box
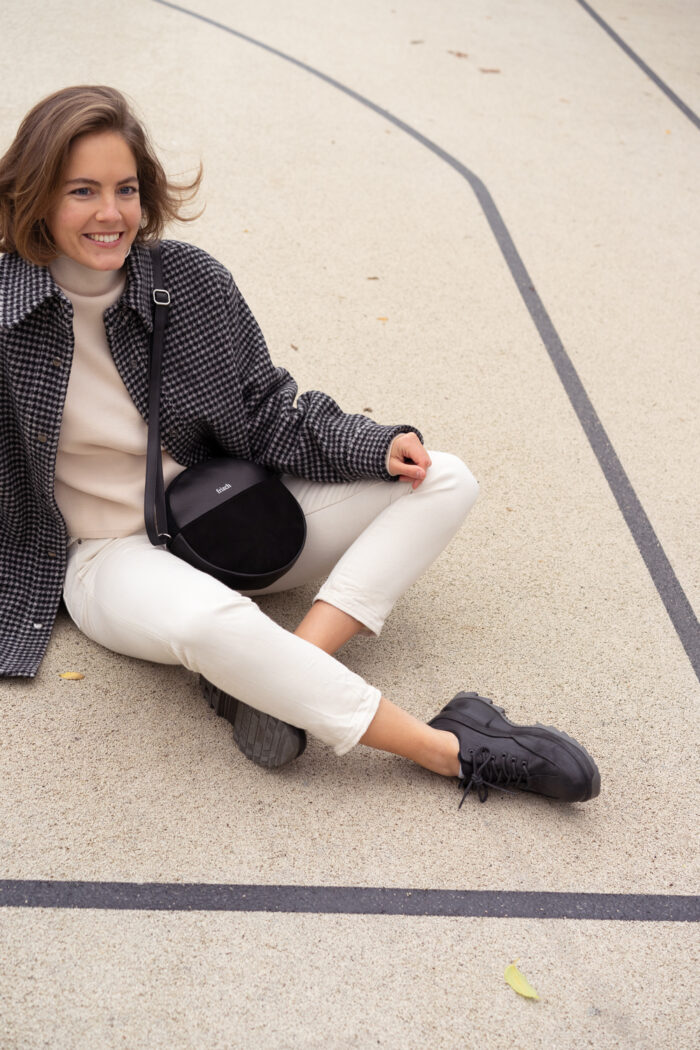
[295,600,364,654]
[422,729,460,778]
[359,698,460,778]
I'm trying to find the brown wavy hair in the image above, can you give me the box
[0,85,202,265]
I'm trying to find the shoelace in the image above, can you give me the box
[458,747,530,806]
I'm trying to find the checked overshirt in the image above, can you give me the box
[0,240,419,676]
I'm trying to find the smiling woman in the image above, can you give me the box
[46,131,142,271]
[0,85,600,810]
[0,84,200,264]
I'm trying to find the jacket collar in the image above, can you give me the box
[0,252,57,327]
[0,242,154,330]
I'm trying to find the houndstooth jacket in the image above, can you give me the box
[0,239,420,677]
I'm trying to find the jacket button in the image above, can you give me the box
[47,550,57,558]
[37,433,48,444]
[51,357,62,368]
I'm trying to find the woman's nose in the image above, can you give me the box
[95,194,121,221]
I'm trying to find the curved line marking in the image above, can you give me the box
[575,0,700,130]
[151,0,699,681]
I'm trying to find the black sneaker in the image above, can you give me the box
[428,692,600,804]
[200,676,307,769]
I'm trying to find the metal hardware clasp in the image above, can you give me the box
[153,289,171,306]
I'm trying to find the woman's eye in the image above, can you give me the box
[70,187,92,197]
[118,185,139,196]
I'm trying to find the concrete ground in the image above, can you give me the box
[1,1,699,1047]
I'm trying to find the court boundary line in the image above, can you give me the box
[575,0,700,129]
[1,880,698,921]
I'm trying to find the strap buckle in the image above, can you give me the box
[153,289,171,306]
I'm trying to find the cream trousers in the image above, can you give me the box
[63,452,479,754]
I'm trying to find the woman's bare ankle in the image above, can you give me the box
[294,600,364,654]
[359,698,460,777]
[424,729,460,778]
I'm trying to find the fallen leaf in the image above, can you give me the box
[59,671,85,680]
[290,344,299,350]
[362,407,373,413]
[366,276,379,280]
[377,317,388,323]
[448,50,469,59]
[479,67,501,74]
[504,961,539,1000]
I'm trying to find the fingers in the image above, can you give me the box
[388,433,432,489]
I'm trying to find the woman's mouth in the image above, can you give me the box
[85,232,123,245]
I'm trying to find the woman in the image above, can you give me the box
[0,86,600,805]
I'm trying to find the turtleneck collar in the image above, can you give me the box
[49,254,126,298]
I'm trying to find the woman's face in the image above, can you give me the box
[46,130,142,270]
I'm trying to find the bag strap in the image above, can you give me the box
[144,242,172,546]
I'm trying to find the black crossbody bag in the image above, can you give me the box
[144,243,306,590]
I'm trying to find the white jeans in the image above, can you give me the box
[63,452,479,754]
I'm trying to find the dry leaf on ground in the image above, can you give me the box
[58,671,85,680]
[504,961,539,1000]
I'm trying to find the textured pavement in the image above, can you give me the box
[1,2,699,1048]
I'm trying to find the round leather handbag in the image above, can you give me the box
[163,456,306,591]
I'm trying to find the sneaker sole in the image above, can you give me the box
[199,676,307,769]
[434,691,601,801]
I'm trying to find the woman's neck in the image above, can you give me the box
[49,255,126,298]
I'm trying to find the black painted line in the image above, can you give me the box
[1,881,698,921]
[575,0,700,130]
[152,0,700,680]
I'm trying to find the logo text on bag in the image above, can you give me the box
[216,483,232,494]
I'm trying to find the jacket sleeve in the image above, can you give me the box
[223,271,422,483]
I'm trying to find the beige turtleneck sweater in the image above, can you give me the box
[50,255,184,538]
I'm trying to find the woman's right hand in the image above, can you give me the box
[387,433,432,489]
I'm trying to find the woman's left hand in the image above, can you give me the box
[388,433,432,489]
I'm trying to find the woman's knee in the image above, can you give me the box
[426,450,480,516]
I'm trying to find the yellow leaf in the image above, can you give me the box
[58,671,84,680]
[377,317,388,323]
[504,960,539,1000]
